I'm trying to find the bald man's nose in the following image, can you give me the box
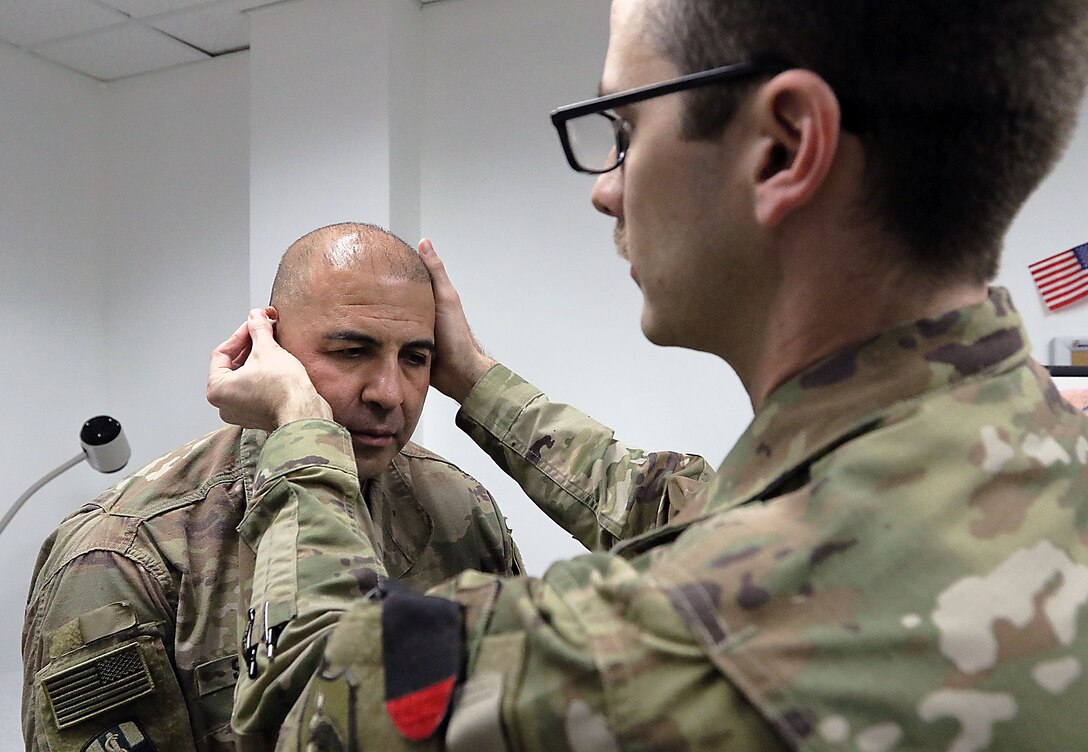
[363,362,404,410]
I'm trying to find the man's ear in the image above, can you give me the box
[749,69,841,228]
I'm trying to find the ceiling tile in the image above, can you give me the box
[149,1,256,55]
[32,21,209,80]
[99,0,218,17]
[100,0,281,19]
[0,0,127,48]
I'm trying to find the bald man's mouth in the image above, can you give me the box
[349,428,398,449]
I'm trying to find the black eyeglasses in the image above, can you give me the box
[550,58,793,174]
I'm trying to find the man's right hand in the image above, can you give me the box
[419,238,497,403]
[207,307,333,432]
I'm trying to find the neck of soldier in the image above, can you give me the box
[726,218,990,413]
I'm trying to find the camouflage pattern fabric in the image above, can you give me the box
[454,364,714,551]
[22,425,521,752]
[235,288,1088,751]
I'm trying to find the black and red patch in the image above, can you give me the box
[381,581,463,741]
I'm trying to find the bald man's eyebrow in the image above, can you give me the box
[326,330,381,346]
[326,330,435,351]
[405,339,436,352]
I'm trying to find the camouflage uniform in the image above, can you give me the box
[22,425,521,752]
[234,288,1088,751]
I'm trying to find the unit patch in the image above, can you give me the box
[381,582,463,741]
[80,721,156,752]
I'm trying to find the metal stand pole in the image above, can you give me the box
[0,453,86,536]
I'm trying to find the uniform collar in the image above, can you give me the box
[365,449,435,579]
[709,287,1030,510]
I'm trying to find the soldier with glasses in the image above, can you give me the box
[212,0,1088,749]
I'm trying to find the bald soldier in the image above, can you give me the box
[21,223,521,752]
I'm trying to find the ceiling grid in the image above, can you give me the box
[0,0,441,81]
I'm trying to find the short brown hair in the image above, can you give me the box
[649,0,1088,282]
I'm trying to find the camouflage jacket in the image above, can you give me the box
[22,426,521,752]
[234,288,1088,752]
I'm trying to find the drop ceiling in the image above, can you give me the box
[0,0,440,82]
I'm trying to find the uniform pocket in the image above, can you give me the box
[195,653,240,697]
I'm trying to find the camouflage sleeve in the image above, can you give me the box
[232,418,388,741]
[22,547,197,752]
[233,417,784,751]
[277,544,788,751]
[456,364,713,550]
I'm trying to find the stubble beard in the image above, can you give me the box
[614,221,628,260]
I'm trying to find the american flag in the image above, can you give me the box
[1029,242,1088,311]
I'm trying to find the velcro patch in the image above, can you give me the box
[386,677,457,740]
[381,582,462,741]
[44,642,155,729]
[80,721,156,751]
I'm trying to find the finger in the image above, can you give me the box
[209,320,251,375]
[230,341,253,369]
[419,238,452,289]
[421,239,466,313]
[246,307,277,347]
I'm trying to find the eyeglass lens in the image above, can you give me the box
[567,112,625,173]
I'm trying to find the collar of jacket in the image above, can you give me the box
[616,285,1032,561]
[709,286,1031,512]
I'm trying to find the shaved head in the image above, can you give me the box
[266,222,436,478]
[270,222,429,311]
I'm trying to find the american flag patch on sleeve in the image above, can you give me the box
[43,642,155,729]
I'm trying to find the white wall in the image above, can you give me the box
[414,0,748,567]
[3,0,1088,743]
[0,47,249,742]
[101,53,250,467]
[997,93,1088,361]
[0,41,110,730]
[248,0,422,306]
